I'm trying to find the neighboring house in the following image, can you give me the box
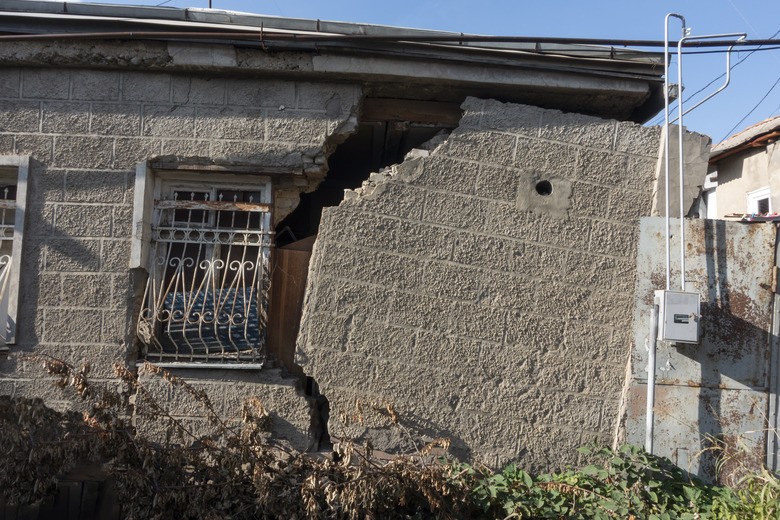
[0,0,710,470]
[703,116,780,218]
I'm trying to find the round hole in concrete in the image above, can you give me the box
[535,180,553,196]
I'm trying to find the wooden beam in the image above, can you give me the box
[149,162,304,176]
[361,98,462,125]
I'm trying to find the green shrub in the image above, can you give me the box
[444,441,780,520]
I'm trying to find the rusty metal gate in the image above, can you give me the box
[627,217,778,483]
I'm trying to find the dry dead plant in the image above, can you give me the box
[0,355,468,519]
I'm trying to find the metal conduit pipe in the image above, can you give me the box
[647,303,660,454]
[669,36,746,124]
[677,35,686,291]
[664,13,685,291]
[675,31,746,292]
[0,30,775,48]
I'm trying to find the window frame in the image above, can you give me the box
[746,186,772,215]
[130,162,274,368]
[0,155,29,348]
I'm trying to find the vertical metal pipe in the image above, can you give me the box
[664,19,672,291]
[768,228,780,471]
[647,303,660,454]
[678,37,686,291]
[664,13,685,291]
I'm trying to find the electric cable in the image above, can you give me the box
[720,73,780,142]
[682,45,780,55]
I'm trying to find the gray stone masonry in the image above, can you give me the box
[296,97,708,470]
[0,66,361,450]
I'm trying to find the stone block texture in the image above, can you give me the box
[0,65,360,446]
[296,98,664,471]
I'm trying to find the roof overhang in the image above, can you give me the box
[0,0,667,122]
[710,116,780,164]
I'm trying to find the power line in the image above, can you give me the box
[727,0,759,34]
[720,73,780,142]
[682,45,780,55]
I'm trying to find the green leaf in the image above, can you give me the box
[577,447,592,455]
[600,500,617,512]
[582,465,600,476]
[683,486,701,502]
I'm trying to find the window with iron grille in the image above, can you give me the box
[0,156,29,349]
[131,167,272,366]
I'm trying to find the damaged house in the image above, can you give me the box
[0,1,708,471]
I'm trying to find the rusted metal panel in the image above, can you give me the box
[627,217,776,483]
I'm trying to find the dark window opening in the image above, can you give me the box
[757,197,770,215]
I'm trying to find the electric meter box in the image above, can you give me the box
[654,290,700,344]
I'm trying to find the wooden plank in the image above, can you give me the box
[64,482,81,520]
[361,98,462,125]
[2,504,19,520]
[268,240,313,380]
[78,481,100,520]
[149,163,303,176]
[155,199,272,213]
[95,479,122,520]
[37,494,56,519]
[17,503,39,520]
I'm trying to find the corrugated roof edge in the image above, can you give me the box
[0,0,663,64]
[710,115,780,157]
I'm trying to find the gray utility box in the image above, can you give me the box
[654,290,700,344]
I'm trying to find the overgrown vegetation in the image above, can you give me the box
[446,442,780,519]
[1,356,779,519]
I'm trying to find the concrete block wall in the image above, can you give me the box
[297,97,666,469]
[0,65,360,449]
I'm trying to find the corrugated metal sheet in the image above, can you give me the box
[627,217,776,483]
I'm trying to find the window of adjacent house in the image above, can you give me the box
[0,156,29,349]
[747,186,772,215]
[131,166,272,366]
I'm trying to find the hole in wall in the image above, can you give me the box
[535,180,553,196]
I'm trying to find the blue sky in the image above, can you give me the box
[75,0,780,144]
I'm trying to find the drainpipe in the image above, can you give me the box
[647,303,659,454]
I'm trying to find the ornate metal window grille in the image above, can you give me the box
[137,189,272,364]
[0,185,15,346]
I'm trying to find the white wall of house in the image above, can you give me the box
[713,141,780,216]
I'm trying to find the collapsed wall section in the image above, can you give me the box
[297,97,665,469]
